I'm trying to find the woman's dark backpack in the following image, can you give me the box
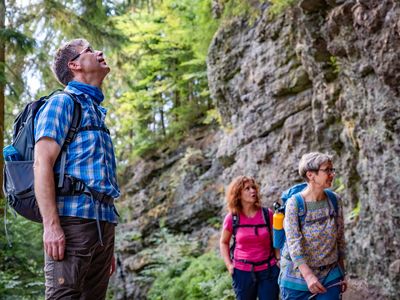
[3,90,81,222]
[230,207,275,268]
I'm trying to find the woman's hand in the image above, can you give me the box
[227,263,234,275]
[304,272,327,294]
[276,258,281,268]
[341,277,348,293]
[299,264,326,294]
[220,229,234,275]
[274,249,281,268]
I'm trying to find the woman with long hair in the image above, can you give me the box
[220,176,279,300]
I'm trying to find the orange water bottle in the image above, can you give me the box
[273,202,285,248]
[273,209,284,230]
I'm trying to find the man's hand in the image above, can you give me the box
[43,224,65,261]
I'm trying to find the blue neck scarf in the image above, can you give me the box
[68,81,104,104]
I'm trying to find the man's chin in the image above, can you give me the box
[100,66,111,77]
[103,65,111,73]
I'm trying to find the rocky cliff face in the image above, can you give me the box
[113,1,400,299]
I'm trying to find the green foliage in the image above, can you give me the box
[203,108,222,125]
[269,0,298,17]
[221,0,263,22]
[107,0,218,161]
[206,216,222,229]
[0,29,36,56]
[348,200,361,221]
[329,56,341,74]
[333,176,345,193]
[147,251,234,300]
[112,228,234,300]
[0,202,44,299]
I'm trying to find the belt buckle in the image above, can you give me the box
[76,180,85,193]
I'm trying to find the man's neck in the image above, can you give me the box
[73,75,103,88]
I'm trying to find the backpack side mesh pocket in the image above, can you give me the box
[4,160,41,222]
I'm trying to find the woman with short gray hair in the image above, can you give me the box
[279,152,347,300]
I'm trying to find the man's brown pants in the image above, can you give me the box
[44,217,115,300]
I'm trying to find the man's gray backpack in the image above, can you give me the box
[3,90,81,222]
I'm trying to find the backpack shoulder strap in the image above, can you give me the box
[294,193,307,224]
[232,213,239,236]
[230,213,239,260]
[324,189,338,215]
[56,91,82,188]
[261,207,271,231]
[61,91,82,147]
[262,207,275,258]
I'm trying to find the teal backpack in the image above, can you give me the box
[273,183,339,250]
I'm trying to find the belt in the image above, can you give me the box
[235,255,276,282]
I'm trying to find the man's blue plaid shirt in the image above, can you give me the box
[34,85,120,223]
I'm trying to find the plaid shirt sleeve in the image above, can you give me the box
[34,94,75,146]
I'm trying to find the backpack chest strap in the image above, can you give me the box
[236,224,269,235]
[235,224,268,228]
[79,125,110,134]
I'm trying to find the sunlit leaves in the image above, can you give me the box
[108,0,219,161]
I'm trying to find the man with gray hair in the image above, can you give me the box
[34,38,120,299]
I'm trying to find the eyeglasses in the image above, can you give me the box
[70,46,94,62]
[318,168,336,174]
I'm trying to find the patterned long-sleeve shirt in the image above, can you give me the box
[279,193,345,291]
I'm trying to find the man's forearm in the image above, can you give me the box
[34,160,59,226]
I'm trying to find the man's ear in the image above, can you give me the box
[68,60,80,71]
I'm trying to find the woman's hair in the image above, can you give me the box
[298,152,333,181]
[226,176,261,214]
[52,38,89,86]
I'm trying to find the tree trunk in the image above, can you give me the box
[173,90,180,121]
[159,105,166,137]
[0,0,6,193]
